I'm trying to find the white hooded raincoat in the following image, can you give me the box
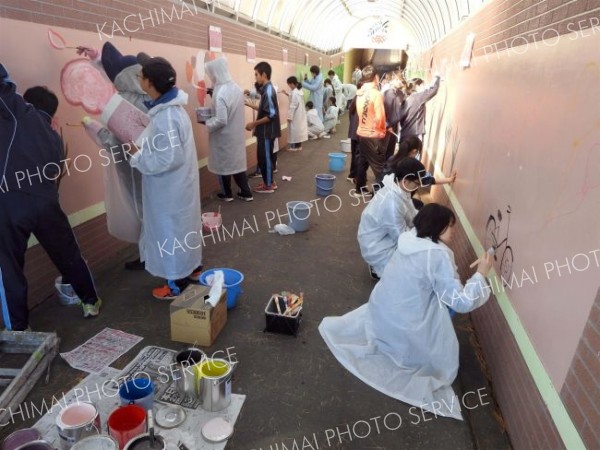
[319,229,491,419]
[129,89,202,280]
[357,173,418,277]
[287,87,308,144]
[204,58,247,175]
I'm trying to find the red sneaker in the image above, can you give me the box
[254,184,275,194]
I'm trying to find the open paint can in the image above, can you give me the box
[13,441,54,450]
[56,402,101,450]
[195,358,235,412]
[173,348,205,400]
[70,435,119,450]
[2,428,41,450]
[123,434,165,450]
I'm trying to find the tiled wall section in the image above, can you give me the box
[0,0,336,64]
[430,186,566,450]
[560,289,600,448]
[424,0,599,63]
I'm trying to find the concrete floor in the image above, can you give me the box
[1,114,512,449]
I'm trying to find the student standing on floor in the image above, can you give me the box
[382,75,406,161]
[327,70,344,113]
[320,204,493,420]
[202,57,253,202]
[281,76,308,151]
[129,54,202,299]
[353,65,387,198]
[244,62,281,194]
[399,75,440,143]
[346,81,362,183]
[322,78,335,112]
[0,65,102,330]
[302,65,324,121]
[352,66,362,85]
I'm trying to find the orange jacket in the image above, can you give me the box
[356,82,386,139]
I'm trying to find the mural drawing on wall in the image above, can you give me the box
[441,122,461,175]
[48,29,114,114]
[484,205,515,286]
[186,51,217,107]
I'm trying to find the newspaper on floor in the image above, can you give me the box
[60,328,143,373]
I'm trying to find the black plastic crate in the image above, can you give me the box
[264,295,302,336]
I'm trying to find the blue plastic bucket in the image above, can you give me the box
[286,201,312,232]
[328,153,347,172]
[315,174,336,196]
[199,268,244,309]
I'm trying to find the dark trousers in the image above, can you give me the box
[384,131,397,161]
[219,172,252,197]
[257,137,275,186]
[0,192,98,330]
[355,137,386,191]
[348,139,359,178]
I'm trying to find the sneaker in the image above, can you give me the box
[346,177,355,183]
[217,193,234,202]
[322,134,331,139]
[82,298,102,318]
[273,168,278,174]
[124,258,145,271]
[287,147,298,152]
[237,193,254,202]
[254,184,275,194]
[271,182,278,190]
[317,132,326,139]
[350,189,374,199]
[297,146,303,151]
[152,280,187,300]
[308,135,317,140]
[250,171,262,178]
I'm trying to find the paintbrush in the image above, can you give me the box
[469,247,496,268]
[147,409,156,447]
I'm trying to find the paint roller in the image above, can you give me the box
[469,247,496,269]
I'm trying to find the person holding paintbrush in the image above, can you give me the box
[320,203,493,420]
[0,64,102,329]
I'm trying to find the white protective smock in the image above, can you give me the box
[319,229,491,420]
[323,105,339,133]
[129,89,202,280]
[287,87,308,144]
[306,108,324,138]
[204,58,247,175]
[302,74,324,121]
[330,74,344,111]
[357,173,418,277]
[93,64,148,243]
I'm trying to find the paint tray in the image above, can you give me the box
[264,295,302,337]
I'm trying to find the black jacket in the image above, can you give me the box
[0,77,63,200]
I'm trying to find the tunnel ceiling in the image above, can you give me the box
[194,0,487,53]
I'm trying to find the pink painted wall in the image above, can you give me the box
[421,32,600,388]
[0,18,293,215]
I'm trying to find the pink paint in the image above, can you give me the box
[60,59,114,114]
[59,403,97,427]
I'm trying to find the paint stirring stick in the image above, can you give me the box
[469,247,496,268]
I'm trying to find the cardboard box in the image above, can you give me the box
[170,285,227,346]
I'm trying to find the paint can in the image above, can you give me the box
[196,358,235,412]
[123,434,165,450]
[2,429,41,450]
[12,441,54,450]
[107,405,147,450]
[56,402,101,450]
[118,378,154,411]
[173,348,205,400]
[70,435,119,450]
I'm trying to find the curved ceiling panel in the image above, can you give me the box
[194,0,487,53]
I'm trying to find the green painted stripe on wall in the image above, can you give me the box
[444,184,585,449]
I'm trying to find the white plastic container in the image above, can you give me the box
[340,139,351,153]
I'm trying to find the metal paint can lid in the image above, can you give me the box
[155,405,186,429]
[201,417,233,443]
